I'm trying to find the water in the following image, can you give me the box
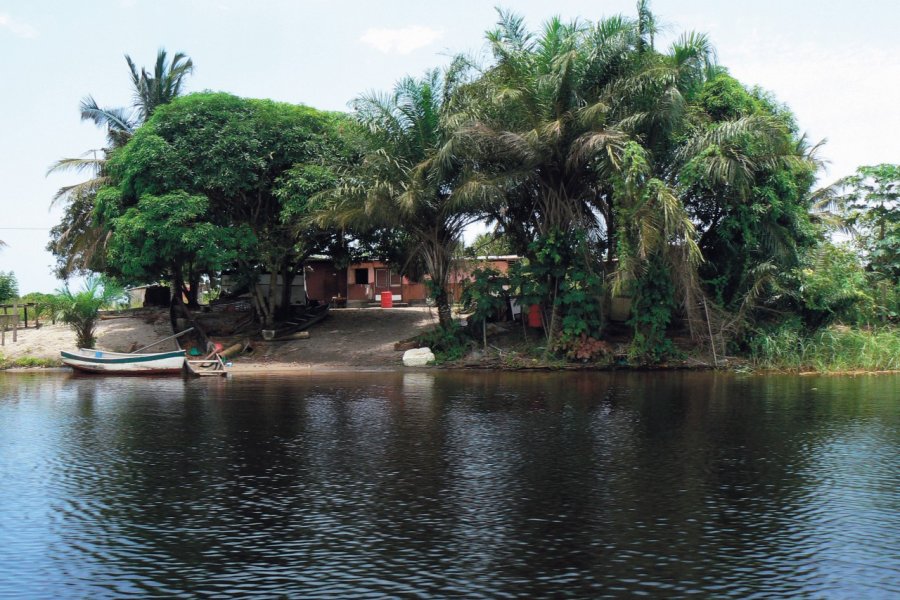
[0,371,897,598]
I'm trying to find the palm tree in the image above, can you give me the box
[456,4,805,351]
[47,49,193,278]
[52,276,125,348]
[454,10,643,343]
[126,49,194,121]
[320,68,487,328]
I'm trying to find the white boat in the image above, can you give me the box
[60,348,186,375]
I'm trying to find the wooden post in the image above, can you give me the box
[1,316,5,346]
[703,298,717,368]
[12,303,18,343]
[23,304,28,329]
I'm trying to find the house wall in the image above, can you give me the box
[304,260,347,303]
[344,261,427,304]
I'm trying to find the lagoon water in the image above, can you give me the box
[0,371,897,598]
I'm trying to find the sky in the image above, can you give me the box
[1,0,898,293]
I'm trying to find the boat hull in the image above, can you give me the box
[60,349,185,375]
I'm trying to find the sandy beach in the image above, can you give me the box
[0,306,440,373]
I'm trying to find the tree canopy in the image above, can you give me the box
[95,92,358,321]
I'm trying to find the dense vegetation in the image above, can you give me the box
[39,3,899,370]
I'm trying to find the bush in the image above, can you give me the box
[793,243,874,327]
[0,272,18,304]
[749,322,900,372]
[416,324,472,363]
[52,276,126,348]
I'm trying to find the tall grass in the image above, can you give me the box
[749,325,900,372]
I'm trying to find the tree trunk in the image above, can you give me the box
[435,289,453,329]
[187,268,201,308]
[265,268,278,328]
[544,276,561,357]
[170,263,184,307]
[251,281,270,327]
[278,260,295,321]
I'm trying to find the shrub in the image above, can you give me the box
[416,324,471,363]
[52,276,126,348]
[749,321,900,372]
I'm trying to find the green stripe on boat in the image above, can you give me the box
[60,351,185,364]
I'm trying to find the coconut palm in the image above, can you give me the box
[126,49,194,122]
[47,49,193,278]
[320,68,487,328]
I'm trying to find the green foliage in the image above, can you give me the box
[465,232,515,257]
[628,257,678,364]
[461,268,509,321]
[20,292,56,324]
[557,259,605,343]
[0,272,18,304]
[684,73,817,309]
[839,164,900,279]
[106,191,249,284]
[416,325,471,363]
[0,355,61,369]
[461,268,510,348]
[47,49,194,279]
[97,92,355,318]
[508,230,606,355]
[52,276,126,348]
[749,322,900,372]
[320,69,487,329]
[793,243,874,327]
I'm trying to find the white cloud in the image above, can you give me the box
[0,13,37,39]
[359,25,443,55]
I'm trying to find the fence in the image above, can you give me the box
[0,303,37,346]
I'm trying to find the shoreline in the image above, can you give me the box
[3,308,899,377]
[5,362,900,378]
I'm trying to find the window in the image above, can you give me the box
[375,269,403,288]
[354,268,369,285]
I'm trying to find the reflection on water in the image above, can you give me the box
[0,371,897,598]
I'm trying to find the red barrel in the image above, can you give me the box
[528,304,542,328]
[380,293,393,308]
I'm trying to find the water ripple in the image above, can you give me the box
[0,372,896,598]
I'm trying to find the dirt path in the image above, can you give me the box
[235,307,438,371]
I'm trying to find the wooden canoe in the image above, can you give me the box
[60,348,185,375]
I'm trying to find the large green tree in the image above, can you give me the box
[838,164,900,278]
[97,92,356,324]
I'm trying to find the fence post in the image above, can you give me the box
[12,302,18,343]
[703,298,718,368]
[1,316,5,346]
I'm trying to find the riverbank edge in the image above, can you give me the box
[4,359,900,377]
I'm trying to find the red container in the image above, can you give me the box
[528,304,542,328]
[380,292,393,308]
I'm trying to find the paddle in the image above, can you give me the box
[130,327,195,354]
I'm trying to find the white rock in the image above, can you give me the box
[403,347,435,367]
